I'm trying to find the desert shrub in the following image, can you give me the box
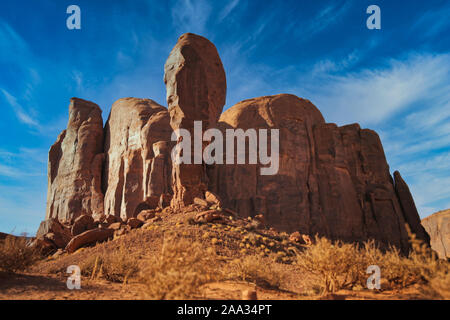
[0,236,41,273]
[224,254,288,289]
[295,236,368,293]
[295,229,450,295]
[80,244,140,283]
[139,236,219,299]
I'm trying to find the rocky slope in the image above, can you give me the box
[36,33,429,255]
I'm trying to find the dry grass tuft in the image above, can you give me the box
[295,227,449,296]
[0,236,41,273]
[139,235,219,299]
[224,254,288,289]
[80,243,140,283]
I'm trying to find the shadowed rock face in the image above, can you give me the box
[422,209,450,259]
[164,33,227,208]
[208,94,428,253]
[103,98,172,221]
[46,98,104,222]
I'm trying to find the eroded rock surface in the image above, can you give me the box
[103,98,172,221]
[164,33,226,208]
[45,98,104,222]
[208,94,427,253]
[422,209,450,259]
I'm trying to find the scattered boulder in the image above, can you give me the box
[36,218,66,239]
[44,232,70,249]
[105,215,120,224]
[71,214,95,236]
[205,191,222,207]
[65,228,114,254]
[289,232,302,243]
[127,218,143,229]
[194,197,209,208]
[36,218,71,249]
[195,210,223,223]
[137,210,156,222]
[107,222,123,231]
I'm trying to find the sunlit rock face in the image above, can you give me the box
[164,33,227,209]
[208,94,428,253]
[103,98,172,221]
[46,98,104,222]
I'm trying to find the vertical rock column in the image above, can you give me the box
[103,98,172,220]
[46,98,104,222]
[164,33,227,209]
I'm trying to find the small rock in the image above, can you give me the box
[302,234,313,245]
[71,214,95,236]
[289,231,302,243]
[44,232,70,249]
[107,222,123,230]
[195,210,223,223]
[127,218,143,229]
[194,197,209,208]
[137,210,156,222]
[105,215,120,224]
[205,191,222,206]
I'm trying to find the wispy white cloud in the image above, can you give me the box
[412,4,450,39]
[218,0,240,22]
[1,88,41,128]
[306,53,450,126]
[171,0,212,35]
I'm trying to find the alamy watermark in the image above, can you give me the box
[170,121,280,176]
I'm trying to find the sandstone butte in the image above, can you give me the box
[38,33,431,255]
[421,209,450,259]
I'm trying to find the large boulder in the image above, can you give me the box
[65,228,114,253]
[164,33,226,208]
[71,214,95,236]
[207,94,426,253]
[45,98,104,222]
[35,218,71,249]
[103,98,172,221]
[422,209,450,259]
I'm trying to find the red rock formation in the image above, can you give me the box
[45,98,104,222]
[422,209,450,259]
[164,33,226,208]
[103,98,172,221]
[39,34,430,254]
[394,171,430,243]
[208,94,427,253]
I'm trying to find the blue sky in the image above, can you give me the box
[0,0,449,234]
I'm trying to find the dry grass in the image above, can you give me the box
[80,242,140,283]
[139,235,219,299]
[224,254,288,289]
[0,236,41,273]
[295,227,449,296]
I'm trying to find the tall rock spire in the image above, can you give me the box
[164,33,227,208]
